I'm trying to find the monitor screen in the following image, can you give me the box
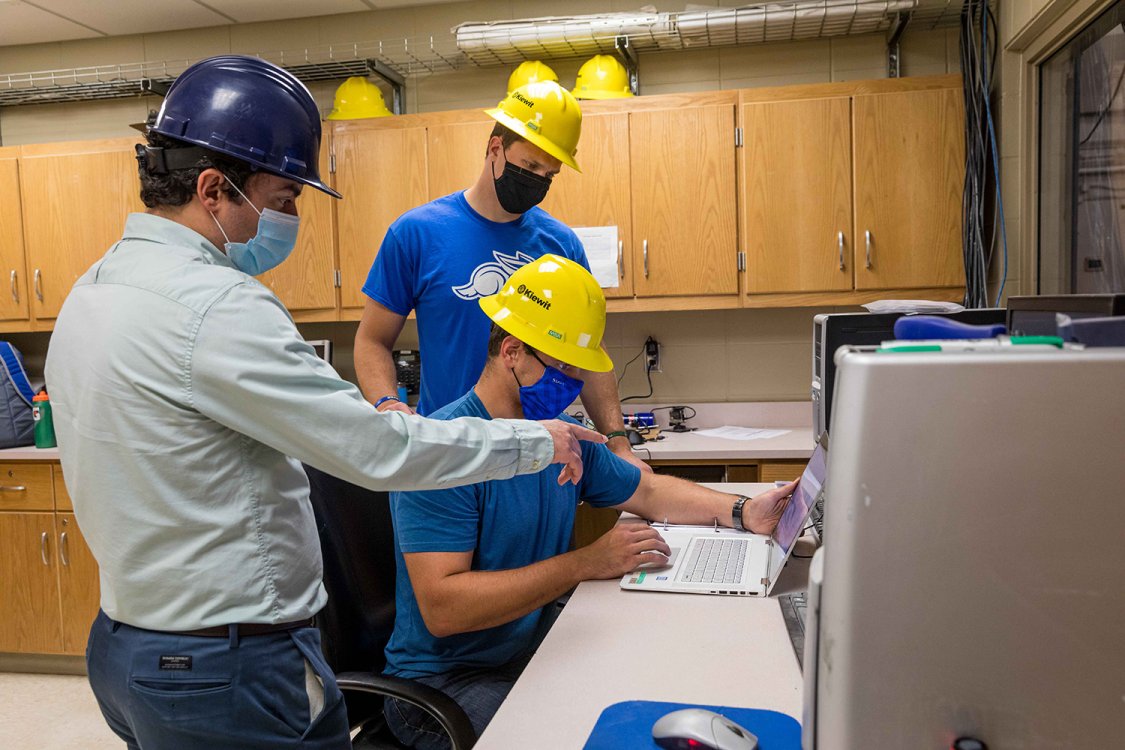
[773,442,827,553]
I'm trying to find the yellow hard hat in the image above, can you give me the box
[485,81,582,172]
[326,76,392,120]
[479,254,612,373]
[573,54,634,100]
[508,60,558,94]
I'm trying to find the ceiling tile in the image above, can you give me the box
[0,2,100,46]
[31,0,230,36]
[205,0,369,24]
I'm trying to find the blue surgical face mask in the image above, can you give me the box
[209,177,300,276]
[513,350,584,421]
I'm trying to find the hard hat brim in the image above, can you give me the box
[479,295,613,373]
[485,108,582,173]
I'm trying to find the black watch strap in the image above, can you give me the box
[732,495,748,531]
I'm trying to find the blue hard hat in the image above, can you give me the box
[151,55,341,198]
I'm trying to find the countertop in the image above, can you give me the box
[622,400,815,460]
[0,402,816,464]
[0,445,60,460]
[631,426,815,460]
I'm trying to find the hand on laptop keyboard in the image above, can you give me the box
[574,521,673,579]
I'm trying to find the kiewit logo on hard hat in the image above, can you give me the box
[513,91,535,108]
[516,284,551,310]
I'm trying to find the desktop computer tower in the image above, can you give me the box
[802,346,1125,749]
[810,309,1005,437]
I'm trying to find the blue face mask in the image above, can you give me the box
[514,351,584,421]
[210,177,300,276]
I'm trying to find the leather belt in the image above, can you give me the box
[172,617,314,638]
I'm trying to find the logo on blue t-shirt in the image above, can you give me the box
[450,249,534,301]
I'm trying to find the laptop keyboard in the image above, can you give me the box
[677,537,748,584]
[778,592,808,669]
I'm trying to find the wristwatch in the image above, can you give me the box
[732,495,749,531]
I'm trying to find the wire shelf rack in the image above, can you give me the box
[0,0,968,108]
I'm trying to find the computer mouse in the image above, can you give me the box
[652,708,759,750]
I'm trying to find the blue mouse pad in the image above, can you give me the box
[582,700,800,749]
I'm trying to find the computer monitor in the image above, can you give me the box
[1006,293,1125,335]
[811,309,1005,437]
[803,346,1125,748]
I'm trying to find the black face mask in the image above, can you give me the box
[493,158,552,215]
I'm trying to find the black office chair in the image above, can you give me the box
[304,464,477,749]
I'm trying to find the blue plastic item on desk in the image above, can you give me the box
[582,700,800,749]
[893,315,1006,340]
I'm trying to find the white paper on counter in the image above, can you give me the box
[693,426,791,441]
[572,226,619,288]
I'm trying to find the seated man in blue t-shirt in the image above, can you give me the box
[383,255,798,749]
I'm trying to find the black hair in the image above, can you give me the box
[487,322,532,358]
[137,131,258,209]
[485,122,526,157]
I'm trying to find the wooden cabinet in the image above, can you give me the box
[738,78,965,304]
[56,512,99,654]
[0,461,99,656]
[0,148,30,325]
[539,112,634,298]
[0,76,966,331]
[0,511,64,653]
[852,87,965,290]
[334,121,430,312]
[18,137,144,324]
[741,97,853,294]
[425,118,493,201]
[257,138,338,317]
[630,104,739,298]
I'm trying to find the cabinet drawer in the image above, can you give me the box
[53,467,72,511]
[0,463,54,511]
[758,460,805,484]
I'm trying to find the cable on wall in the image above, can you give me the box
[960,0,1008,307]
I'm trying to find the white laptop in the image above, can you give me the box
[620,437,827,597]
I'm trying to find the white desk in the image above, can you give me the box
[476,483,812,749]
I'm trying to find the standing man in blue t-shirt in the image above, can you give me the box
[381,256,799,748]
[355,80,649,472]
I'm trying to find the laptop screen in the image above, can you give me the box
[773,442,827,553]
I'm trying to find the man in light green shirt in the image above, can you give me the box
[44,56,600,750]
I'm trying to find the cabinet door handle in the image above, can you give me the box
[34,269,43,302]
[618,240,624,280]
[60,532,70,566]
[864,231,873,270]
[642,239,649,278]
[41,532,50,565]
[837,232,845,270]
[10,270,17,303]
[0,485,27,491]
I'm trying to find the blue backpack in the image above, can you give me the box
[0,342,36,449]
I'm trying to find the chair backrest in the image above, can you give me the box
[304,464,398,675]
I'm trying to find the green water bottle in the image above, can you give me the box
[32,390,57,449]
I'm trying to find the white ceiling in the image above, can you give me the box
[0,0,462,47]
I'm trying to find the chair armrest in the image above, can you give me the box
[337,671,478,750]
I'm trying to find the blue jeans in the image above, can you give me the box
[383,654,533,750]
[86,610,350,749]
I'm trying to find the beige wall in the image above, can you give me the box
[0,1,960,144]
[0,2,960,404]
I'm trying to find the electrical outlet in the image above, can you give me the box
[645,337,661,372]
